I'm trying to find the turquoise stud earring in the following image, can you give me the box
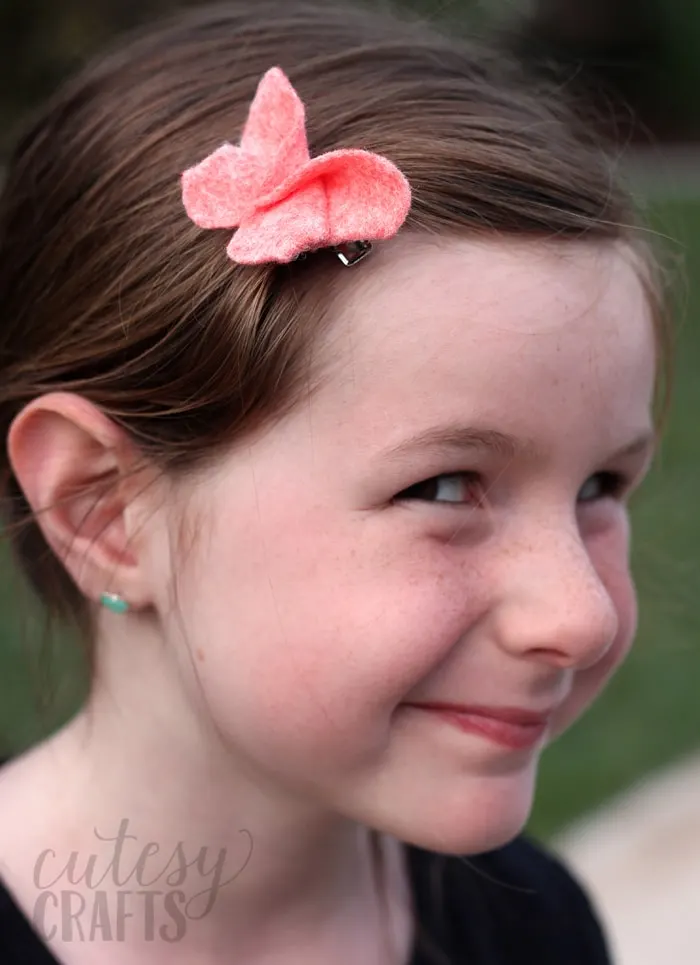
[99,592,130,615]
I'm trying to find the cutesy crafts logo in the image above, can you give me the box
[32,819,252,943]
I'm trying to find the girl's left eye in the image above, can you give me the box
[577,471,628,502]
[395,472,482,505]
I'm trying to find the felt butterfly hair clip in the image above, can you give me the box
[181,67,412,266]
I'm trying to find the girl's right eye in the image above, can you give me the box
[394,472,484,506]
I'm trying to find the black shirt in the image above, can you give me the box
[0,833,612,963]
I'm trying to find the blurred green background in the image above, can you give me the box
[1,0,700,841]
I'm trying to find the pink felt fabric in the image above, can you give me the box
[181,67,412,264]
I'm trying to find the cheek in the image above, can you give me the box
[551,523,638,736]
[173,510,484,773]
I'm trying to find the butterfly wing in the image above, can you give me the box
[181,144,263,228]
[268,149,412,243]
[240,67,311,194]
[227,181,327,263]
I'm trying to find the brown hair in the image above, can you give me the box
[0,0,669,639]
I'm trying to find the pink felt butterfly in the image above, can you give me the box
[181,67,412,265]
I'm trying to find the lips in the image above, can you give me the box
[405,701,554,750]
[406,701,553,725]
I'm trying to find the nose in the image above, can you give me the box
[492,525,620,671]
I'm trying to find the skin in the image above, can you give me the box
[0,235,656,964]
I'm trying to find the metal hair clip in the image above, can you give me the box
[333,241,373,266]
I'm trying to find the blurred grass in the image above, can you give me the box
[1,198,699,840]
[0,568,87,757]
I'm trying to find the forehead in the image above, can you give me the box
[313,235,656,448]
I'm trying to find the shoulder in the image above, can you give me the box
[408,833,613,964]
[466,832,597,900]
[0,876,59,964]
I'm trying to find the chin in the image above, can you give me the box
[368,787,535,857]
[404,813,529,857]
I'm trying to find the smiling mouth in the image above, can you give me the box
[404,701,553,751]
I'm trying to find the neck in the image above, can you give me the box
[0,614,414,964]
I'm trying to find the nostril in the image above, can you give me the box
[494,566,621,669]
[554,590,619,671]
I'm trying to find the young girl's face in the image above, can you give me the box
[157,236,656,853]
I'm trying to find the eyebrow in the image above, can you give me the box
[377,423,656,464]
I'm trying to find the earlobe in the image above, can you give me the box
[7,392,153,608]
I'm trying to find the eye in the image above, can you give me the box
[395,472,483,505]
[577,471,628,503]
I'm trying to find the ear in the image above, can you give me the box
[7,392,159,609]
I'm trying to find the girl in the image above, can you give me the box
[0,1,665,963]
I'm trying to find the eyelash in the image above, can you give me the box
[395,470,630,506]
